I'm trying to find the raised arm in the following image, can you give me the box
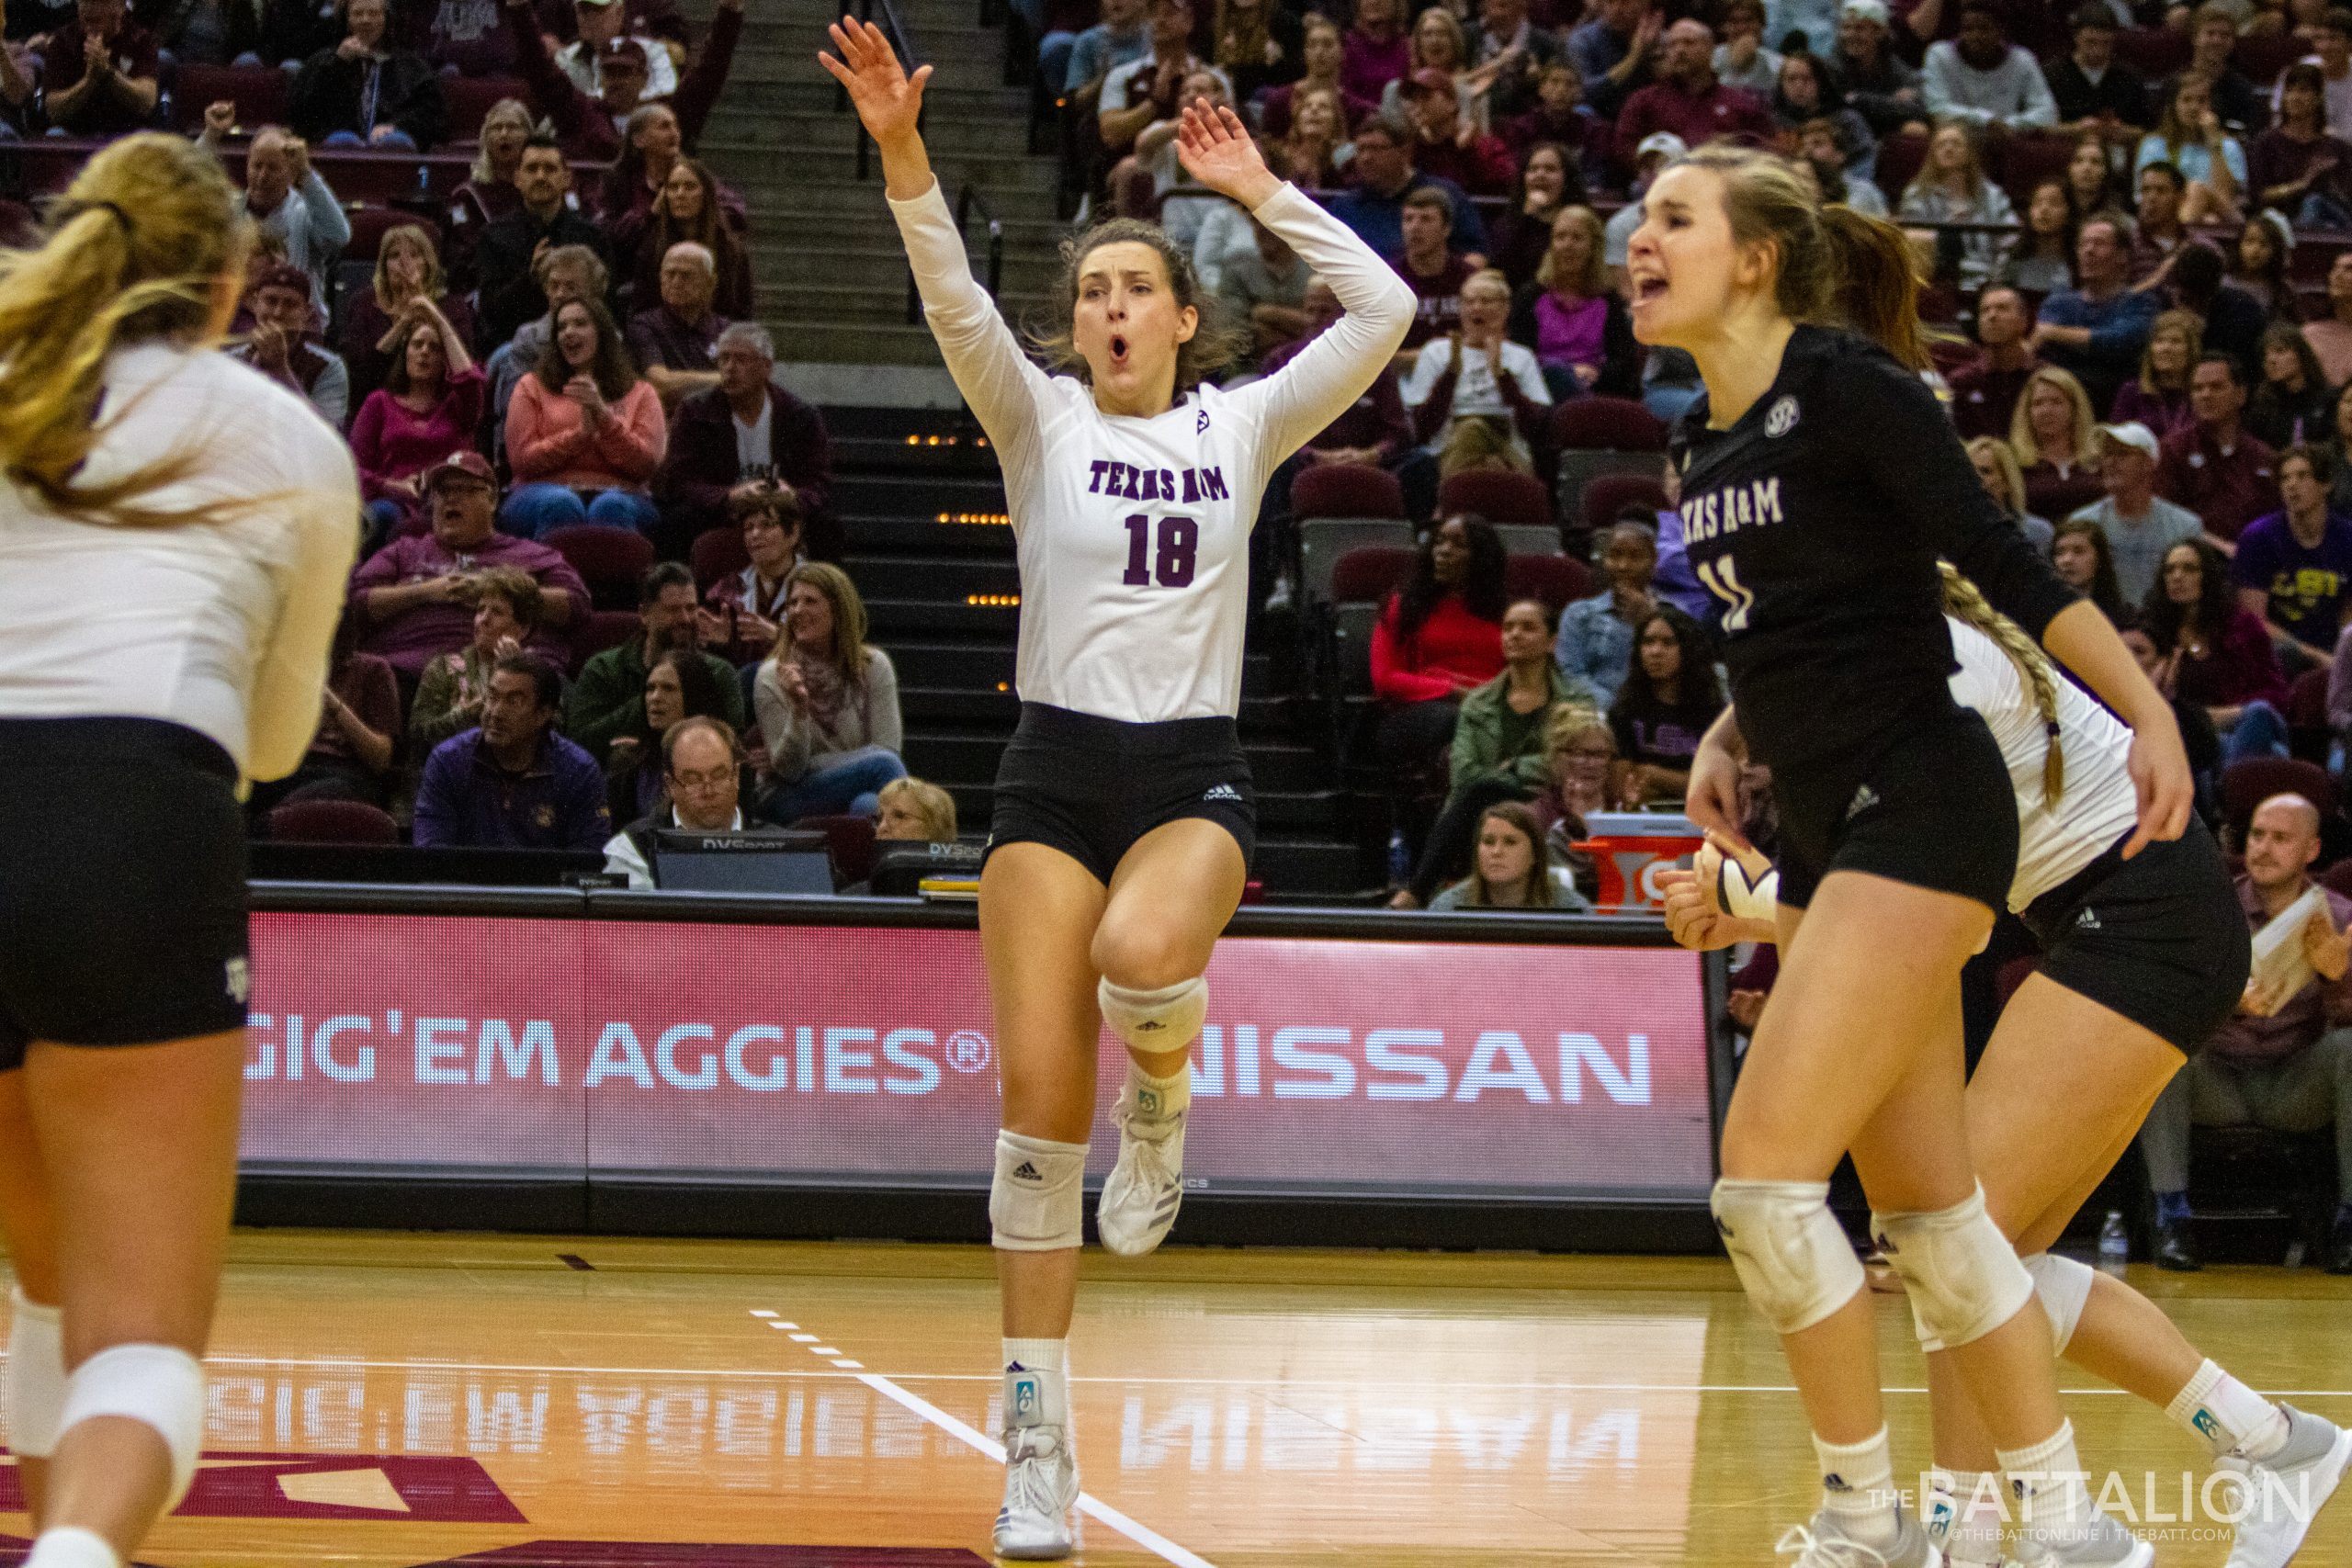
[823,17,1048,477]
[1195,101,1414,460]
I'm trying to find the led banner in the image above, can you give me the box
[243,911,1715,1200]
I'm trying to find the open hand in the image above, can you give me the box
[2303,904,2352,983]
[1175,97,1281,209]
[819,17,932,151]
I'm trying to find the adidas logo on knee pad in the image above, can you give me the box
[1012,1161,1041,1181]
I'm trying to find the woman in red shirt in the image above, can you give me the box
[1372,512,1509,820]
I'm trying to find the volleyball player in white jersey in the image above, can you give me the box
[0,135,359,1568]
[824,21,1413,1558]
[1664,572,2348,1568]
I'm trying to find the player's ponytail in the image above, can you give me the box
[1940,563,2066,806]
[0,133,253,528]
[1676,143,1928,371]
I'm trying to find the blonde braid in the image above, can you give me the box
[1939,563,2065,805]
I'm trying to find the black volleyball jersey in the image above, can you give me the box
[1671,325,2080,773]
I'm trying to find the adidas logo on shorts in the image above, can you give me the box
[1845,784,1882,820]
[1203,784,1242,803]
[1012,1161,1042,1181]
[2075,908,2102,931]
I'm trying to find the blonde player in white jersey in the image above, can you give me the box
[1665,570,2348,1568]
[823,20,1414,1559]
[0,136,359,1568]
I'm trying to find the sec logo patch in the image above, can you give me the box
[1765,396,1799,438]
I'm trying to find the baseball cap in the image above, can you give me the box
[424,450,499,492]
[1634,131,1688,163]
[1406,67,1456,96]
[598,37,648,66]
[1842,0,1891,23]
[246,260,312,299]
[574,0,621,8]
[2097,422,2159,460]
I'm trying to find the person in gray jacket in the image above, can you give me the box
[752,560,905,824]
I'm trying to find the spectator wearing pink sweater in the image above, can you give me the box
[350,299,483,547]
[501,296,668,538]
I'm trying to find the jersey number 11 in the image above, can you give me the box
[1123,513,1199,589]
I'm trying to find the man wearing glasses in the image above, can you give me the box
[601,714,774,886]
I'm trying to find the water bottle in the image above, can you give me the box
[2098,1211,2131,1278]
[1387,829,1410,890]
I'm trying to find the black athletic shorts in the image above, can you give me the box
[1773,702,2018,914]
[0,717,250,1069]
[2018,815,2249,1054]
[986,702,1256,885]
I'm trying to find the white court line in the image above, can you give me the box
[156,1356,2352,1400]
[856,1365,1219,1568]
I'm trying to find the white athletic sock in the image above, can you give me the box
[1003,1337,1067,1375]
[1125,1058,1190,1122]
[1998,1420,2095,1532]
[1932,1469,2007,1565]
[1814,1427,1900,1548]
[2167,1359,2289,1460]
[25,1528,120,1568]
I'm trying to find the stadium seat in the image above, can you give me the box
[442,74,529,143]
[2288,666,2333,761]
[1329,600,1383,696]
[571,608,642,673]
[690,525,752,592]
[1292,461,1407,520]
[1437,469,1551,528]
[1491,523,1561,556]
[2220,756,2337,827]
[1873,130,1929,209]
[546,526,656,612]
[266,798,399,844]
[793,813,878,888]
[345,205,439,264]
[1300,518,1414,606]
[1329,544,1416,607]
[169,62,288,134]
[2234,30,2302,85]
[1550,397,1667,452]
[1995,131,2077,209]
[2115,28,2192,78]
[1580,473,1672,537]
[1504,554,1592,609]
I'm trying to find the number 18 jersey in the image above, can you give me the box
[891,179,1414,723]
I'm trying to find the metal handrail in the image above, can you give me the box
[842,0,925,182]
[906,183,1006,325]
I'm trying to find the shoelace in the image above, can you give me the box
[1003,1427,1073,1517]
[1773,1524,1894,1568]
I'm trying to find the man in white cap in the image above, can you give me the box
[1831,0,1925,138]
[2067,421,2205,604]
[1604,130,1685,286]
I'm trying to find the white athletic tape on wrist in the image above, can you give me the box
[55,1342,206,1510]
[5,1288,64,1458]
[990,1130,1088,1252]
[1097,976,1207,1052]
[1718,859,1780,922]
[1711,1179,1866,1335]
[2022,1251,2093,1357]
[1872,1183,2036,1351]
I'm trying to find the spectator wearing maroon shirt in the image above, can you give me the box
[2157,355,2281,547]
[627,241,728,408]
[695,487,803,667]
[629,157,752,319]
[341,223,477,404]
[1391,185,1476,351]
[35,0,157,135]
[503,0,738,163]
[350,300,484,546]
[1396,67,1516,196]
[246,642,401,820]
[533,0,686,51]
[2251,62,2352,228]
[1341,0,1410,104]
[1253,14,1376,136]
[1948,284,2041,441]
[349,451,586,685]
[1373,513,1510,815]
[656,322,837,558]
[1500,62,1600,170]
[444,97,531,289]
[1612,19,1773,183]
[595,98,744,255]
[2143,536,2289,724]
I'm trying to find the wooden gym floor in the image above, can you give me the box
[0,1232,2346,1566]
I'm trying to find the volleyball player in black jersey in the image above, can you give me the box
[1625,145,2192,1567]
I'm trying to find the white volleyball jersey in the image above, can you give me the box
[1945,616,2141,912]
[0,344,361,782]
[892,179,1414,722]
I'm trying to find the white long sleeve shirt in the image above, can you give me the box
[890,177,1413,721]
[1921,40,2059,130]
[0,344,361,784]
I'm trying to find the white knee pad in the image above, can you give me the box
[2023,1251,2094,1357]
[56,1343,206,1510]
[5,1288,64,1458]
[1872,1184,2035,1352]
[1097,976,1207,1053]
[1711,1179,1867,1336]
[990,1130,1088,1252]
